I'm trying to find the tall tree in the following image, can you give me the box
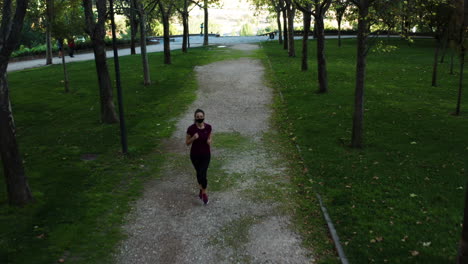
[138,0,151,85]
[296,0,332,92]
[424,0,453,87]
[52,0,84,93]
[0,0,34,206]
[295,1,312,71]
[177,0,200,52]
[332,0,349,47]
[83,0,119,123]
[130,0,139,55]
[282,0,289,49]
[284,0,296,56]
[452,0,467,116]
[203,0,209,45]
[45,0,54,64]
[158,0,175,64]
[274,0,285,44]
[312,0,332,92]
[350,0,373,148]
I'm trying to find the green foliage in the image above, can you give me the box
[0,46,246,264]
[51,0,86,39]
[262,38,467,263]
[240,23,254,36]
[11,38,139,58]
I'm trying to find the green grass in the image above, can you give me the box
[262,38,468,263]
[0,46,247,264]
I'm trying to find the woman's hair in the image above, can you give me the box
[194,109,205,117]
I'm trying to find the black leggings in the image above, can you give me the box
[190,154,210,189]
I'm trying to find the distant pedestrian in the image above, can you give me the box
[67,38,75,58]
[186,109,212,205]
[57,38,64,58]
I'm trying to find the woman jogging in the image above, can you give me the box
[186,109,212,205]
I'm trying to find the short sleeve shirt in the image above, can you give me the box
[187,123,212,155]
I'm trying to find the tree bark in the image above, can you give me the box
[455,47,465,115]
[337,17,342,47]
[315,13,328,93]
[130,0,137,55]
[276,10,283,44]
[0,0,34,206]
[287,4,296,57]
[432,38,441,87]
[301,10,311,71]
[457,180,468,263]
[138,0,150,85]
[61,53,69,93]
[45,0,53,65]
[351,1,369,148]
[182,12,189,53]
[451,49,455,75]
[203,0,209,46]
[159,2,172,64]
[283,6,288,50]
[84,0,119,124]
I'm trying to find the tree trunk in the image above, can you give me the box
[92,42,119,123]
[287,5,296,57]
[187,15,191,48]
[440,36,448,63]
[337,17,342,47]
[0,0,34,206]
[84,0,119,124]
[203,0,209,46]
[160,5,172,65]
[138,0,150,85]
[432,38,441,87]
[276,10,283,44]
[0,67,34,206]
[130,0,137,55]
[455,47,465,115]
[457,180,468,263]
[301,10,311,71]
[283,7,288,50]
[351,2,369,149]
[315,14,328,93]
[451,49,455,75]
[182,12,189,53]
[61,54,69,93]
[45,0,53,65]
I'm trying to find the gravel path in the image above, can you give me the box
[115,44,314,264]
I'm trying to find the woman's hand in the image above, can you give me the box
[186,133,199,146]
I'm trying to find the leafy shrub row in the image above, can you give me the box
[12,38,134,58]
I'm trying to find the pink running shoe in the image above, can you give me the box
[202,193,209,205]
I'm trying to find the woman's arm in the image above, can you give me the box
[207,133,212,146]
[186,133,199,146]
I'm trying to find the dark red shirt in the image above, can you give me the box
[187,123,212,155]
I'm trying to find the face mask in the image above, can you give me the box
[195,118,204,123]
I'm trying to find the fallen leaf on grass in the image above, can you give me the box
[410,193,417,198]
[422,242,431,247]
[410,250,419,256]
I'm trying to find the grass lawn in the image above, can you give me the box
[262,38,468,263]
[0,46,246,264]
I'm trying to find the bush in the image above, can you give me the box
[11,38,134,58]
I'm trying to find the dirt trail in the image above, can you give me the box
[115,44,314,264]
